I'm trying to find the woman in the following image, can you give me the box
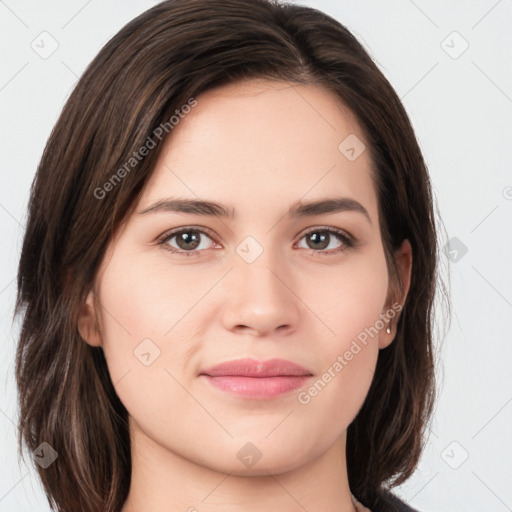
[15,0,440,511]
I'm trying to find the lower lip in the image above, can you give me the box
[201,375,312,399]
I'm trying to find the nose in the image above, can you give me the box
[219,247,301,337]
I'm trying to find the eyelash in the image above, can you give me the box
[157,226,354,258]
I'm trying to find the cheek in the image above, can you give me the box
[273,249,389,433]
[297,249,388,401]
[95,258,199,436]
[94,256,176,390]
[96,250,205,356]
[301,247,389,352]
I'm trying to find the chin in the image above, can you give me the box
[196,439,315,477]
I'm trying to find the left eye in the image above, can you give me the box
[296,228,352,253]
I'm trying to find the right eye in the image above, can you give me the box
[157,227,220,257]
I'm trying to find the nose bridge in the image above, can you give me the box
[236,234,290,303]
[220,234,300,334]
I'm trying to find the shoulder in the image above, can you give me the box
[372,489,421,512]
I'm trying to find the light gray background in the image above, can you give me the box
[1,1,511,511]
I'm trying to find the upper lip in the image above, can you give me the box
[200,358,313,377]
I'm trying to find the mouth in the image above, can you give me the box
[199,358,314,400]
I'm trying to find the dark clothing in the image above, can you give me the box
[370,490,420,512]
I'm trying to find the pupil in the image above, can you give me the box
[178,231,200,249]
[309,232,328,250]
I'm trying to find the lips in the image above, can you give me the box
[199,358,313,399]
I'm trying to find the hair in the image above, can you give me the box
[14,0,441,510]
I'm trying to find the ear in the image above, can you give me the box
[77,290,102,347]
[379,239,412,349]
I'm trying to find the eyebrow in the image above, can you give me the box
[138,197,372,224]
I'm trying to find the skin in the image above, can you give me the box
[78,79,412,512]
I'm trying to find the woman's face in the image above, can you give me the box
[80,79,410,475]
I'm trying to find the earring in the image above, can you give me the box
[386,322,391,335]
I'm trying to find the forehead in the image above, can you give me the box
[137,79,378,223]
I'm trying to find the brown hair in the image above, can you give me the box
[15,0,441,510]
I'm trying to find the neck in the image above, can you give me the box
[122,420,356,512]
